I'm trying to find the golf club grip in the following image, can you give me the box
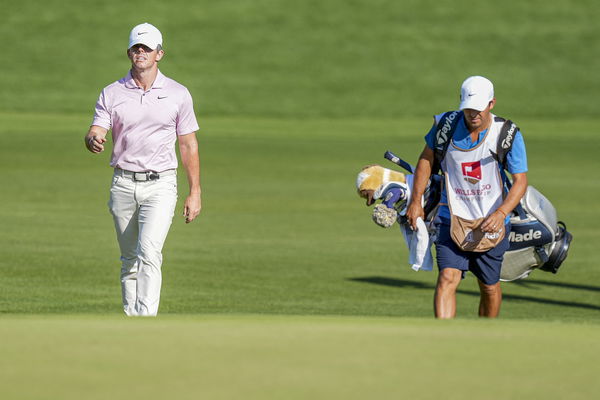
[384,150,414,173]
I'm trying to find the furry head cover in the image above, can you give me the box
[356,164,406,201]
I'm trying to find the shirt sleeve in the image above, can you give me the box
[91,89,111,130]
[506,130,528,174]
[176,89,200,136]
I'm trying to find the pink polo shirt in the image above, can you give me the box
[92,70,199,172]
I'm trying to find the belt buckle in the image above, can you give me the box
[133,171,160,181]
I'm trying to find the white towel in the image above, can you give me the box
[400,217,434,271]
[396,174,434,271]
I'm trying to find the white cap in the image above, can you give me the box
[128,23,163,50]
[458,76,494,112]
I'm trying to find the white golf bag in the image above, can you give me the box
[500,186,572,281]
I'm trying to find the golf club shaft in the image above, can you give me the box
[384,150,414,173]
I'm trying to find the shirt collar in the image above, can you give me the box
[152,70,166,88]
[123,69,166,89]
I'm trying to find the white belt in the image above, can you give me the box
[114,168,176,182]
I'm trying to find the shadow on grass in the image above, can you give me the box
[511,278,600,292]
[349,276,600,311]
[350,277,433,290]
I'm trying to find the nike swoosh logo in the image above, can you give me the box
[158,96,168,99]
[138,32,148,35]
[467,93,475,97]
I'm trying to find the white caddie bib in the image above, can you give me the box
[442,116,505,252]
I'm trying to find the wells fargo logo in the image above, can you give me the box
[461,161,481,184]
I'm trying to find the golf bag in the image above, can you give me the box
[500,186,572,281]
[384,150,573,281]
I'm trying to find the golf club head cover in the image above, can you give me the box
[372,204,398,228]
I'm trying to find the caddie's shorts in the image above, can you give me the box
[435,222,510,285]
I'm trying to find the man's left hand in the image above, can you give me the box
[183,193,201,223]
[480,209,506,233]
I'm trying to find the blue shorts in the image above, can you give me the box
[435,222,510,285]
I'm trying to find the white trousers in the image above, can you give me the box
[108,171,177,316]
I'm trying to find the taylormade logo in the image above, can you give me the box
[485,231,501,240]
[501,123,516,149]
[509,229,542,242]
[436,112,458,149]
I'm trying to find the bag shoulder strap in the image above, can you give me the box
[490,116,519,170]
[432,111,462,174]
[494,116,526,219]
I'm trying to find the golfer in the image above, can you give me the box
[406,76,528,319]
[84,22,201,316]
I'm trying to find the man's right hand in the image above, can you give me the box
[406,145,434,230]
[85,126,108,153]
[406,201,425,231]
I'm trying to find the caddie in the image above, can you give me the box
[84,22,201,316]
[406,76,528,319]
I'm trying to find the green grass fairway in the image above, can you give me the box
[1,315,599,400]
[1,113,598,321]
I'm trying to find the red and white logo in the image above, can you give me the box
[461,161,482,184]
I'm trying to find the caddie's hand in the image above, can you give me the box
[481,209,507,233]
[183,193,201,223]
[406,201,424,231]
[87,136,106,153]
